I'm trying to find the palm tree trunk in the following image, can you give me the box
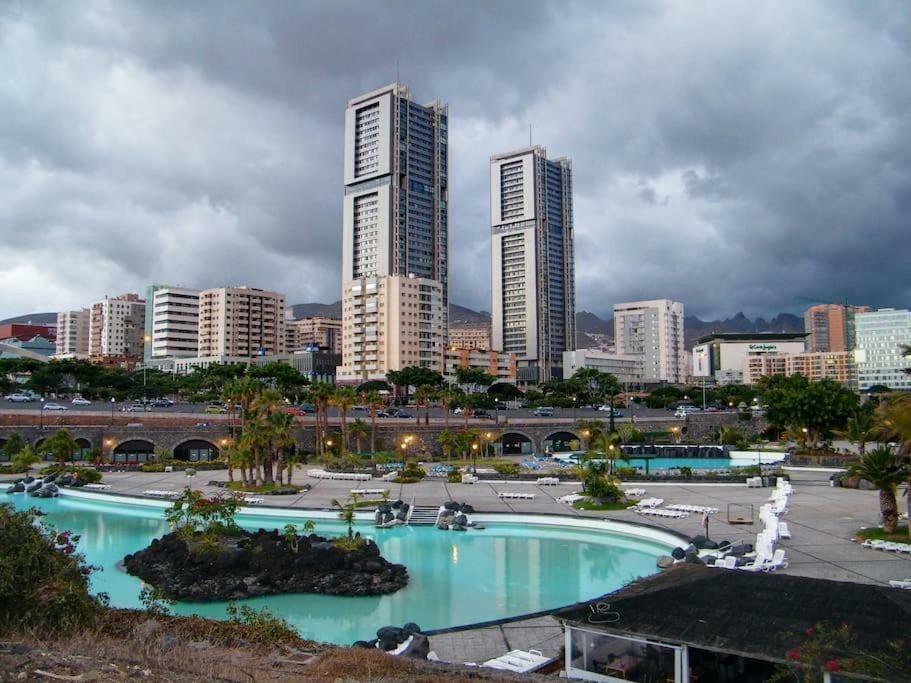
[276,450,284,485]
[341,409,349,455]
[254,453,263,487]
[425,405,430,425]
[370,410,377,453]
[881,487,898,534]
[263,451,274,485]
[227,462,235,483]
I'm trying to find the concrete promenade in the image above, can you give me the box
[10,466,909,665]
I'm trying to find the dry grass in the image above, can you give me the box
[299,647,512,681]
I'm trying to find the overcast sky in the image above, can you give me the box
[1,1,909,321]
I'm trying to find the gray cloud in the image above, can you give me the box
[0,0,909,322]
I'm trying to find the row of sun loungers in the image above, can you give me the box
[307,469,372,481]
[632,497,664,509]
[144,489,179,498]
[667,504,718,514]
[498,491,536,500]
[864,539,911,553]
[558,493,585,504]
[638,508,690,519]
[350,488,388,496]
[890,579,911,589]
[83,483,111,490]
[623,488,646,497]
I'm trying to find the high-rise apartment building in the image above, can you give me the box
[490,146,575,384]
[855,308,911,391]
[804,304,870,352]
[448,324,492,351]
[197,287,285,358]
[285,317,342,354]
[614,299,685,384]
[88,294,146,360]
[337,275,445,383]
[340,83,448,379]
[55,310,90,357]
[144,285,200,360]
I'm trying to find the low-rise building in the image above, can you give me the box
[743,350,855,387]
[145,285,201,361]
[444,348,516,385]
[692,332,808,385]
[285,317,342,354]
[855,308,911,391]
[562,349,644,387]
[448,324,491,351]
[146,350,340,383]
[0,337,55,361]
[0,323,56,343]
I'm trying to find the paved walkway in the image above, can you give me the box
[17,467,911,665]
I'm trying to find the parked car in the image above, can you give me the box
[395,412,414,419]
[597,406,624,417]
[204,404,228,415]
[472,409,493,419]
[5,393,34,403]
[533,406,555,417]
[71,397,92,406]
[351,406,368,412]
[43,403,68,411]
[377,410,394,418]
[297,403,316,414]
[452,407,464,415]
[149,398,173,408]
[674,406,699,418]
[284,406,306,416]
[125,403,151,413]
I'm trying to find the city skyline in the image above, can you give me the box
[1,2,910,321]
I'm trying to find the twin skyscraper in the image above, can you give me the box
[337,83,575,386]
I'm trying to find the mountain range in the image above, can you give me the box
[2,306,804,350]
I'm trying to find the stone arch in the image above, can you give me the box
[112,439,155,464]
[496,431,535,456]
[74,437,92,462]
[543,430,581,454]
[173,439,220,462]
[33,437,52,461]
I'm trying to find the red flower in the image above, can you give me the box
[786,648,801,661]
[805,627,814,637]
[824,660,840,672]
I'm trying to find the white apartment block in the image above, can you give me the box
[88,294,146,359]
[337,275,444,383]
[285,317,342,354]
[197,287,285,359]
[613,299,685,384]
[145,285,200,360]
[562,349,644,386]
[855,308,911,391]
[55,309,90,358]
[490,146,575,384]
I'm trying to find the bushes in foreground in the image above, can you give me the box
[139,460,228,472]
[0,505,104,636]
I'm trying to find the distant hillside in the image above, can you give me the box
[576,310,612,335]
[684,312,804,348]
[0,312,57,326]
[450,304,491,325]
[289,301,342,320]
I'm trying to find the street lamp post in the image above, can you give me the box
[494,397,499,425]
[485,432,493,459]
[471,442,478,474]
[110,397,116,426]
[572,396,577,420]
[39,399,45,430]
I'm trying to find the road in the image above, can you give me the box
[0,400,686,420]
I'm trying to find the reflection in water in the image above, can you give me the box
[9,496,668,644]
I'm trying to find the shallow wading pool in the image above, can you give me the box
[8,493,674,644]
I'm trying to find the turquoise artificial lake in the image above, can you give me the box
[7,493,669,644]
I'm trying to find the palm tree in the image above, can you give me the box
[44,429,78,470]
[250,389,284,484]
[223,442,250,486]
[849,446,908,534]
[363,390,385,453]
[414,384,436,426]
[308,382,334,458]
[576,419,606,451]
[330,386,358,455]
[438,429,458,461]
[349,418,369,455]
[268,410,296,485]
[836,408,878,457]
[332,496,358,539]
[876,395,911,535]
[222,376,262,437]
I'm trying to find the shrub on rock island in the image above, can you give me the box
[164,488,242,542]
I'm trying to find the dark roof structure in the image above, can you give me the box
[694,331,808,345]
[558,565,911,663]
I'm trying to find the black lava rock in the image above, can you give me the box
[671,547,686,560]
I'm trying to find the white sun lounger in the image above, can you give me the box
[762,548,789,572]
[778,522,791,539]
[350,488,387,496]
[710,555,737,569]
[83,483,111,490]
[634,498,664,509]
[623,488,646,497]
[143,489,179,498]
[536,477,560,485]
[382,471,399,482]
[243,497,264,505]
[482,649,550,673]
[889,579,911,589]
[498,491,536,500]
[558,493,584,504]
[461,474,479,484]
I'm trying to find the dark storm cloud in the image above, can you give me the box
[0,0,909,320]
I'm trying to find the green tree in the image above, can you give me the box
[2,432,26,461]
[849,446,908,534]
[438,429,458,460]
[387,366,443,400]
[11,445,40,472]
[307,382,334,458]
[835,406,878,456]
[570,368,623,431]
[363,389,385,453]
[349,418,368,454]
[331,496,358,539]
[436,387,460,427]
[248,362,309,403]
[268,410,296,485]
[43,429,78,470]
[876,394,911,535]
[454,367,495,394]
[413,384,436,425]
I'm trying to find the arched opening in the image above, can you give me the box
[34,438,51,461]
[497,432,534,456]
[112,440,155,464]
[543,431,581,454]
[173,439,220,462]
[74,438,92,462]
